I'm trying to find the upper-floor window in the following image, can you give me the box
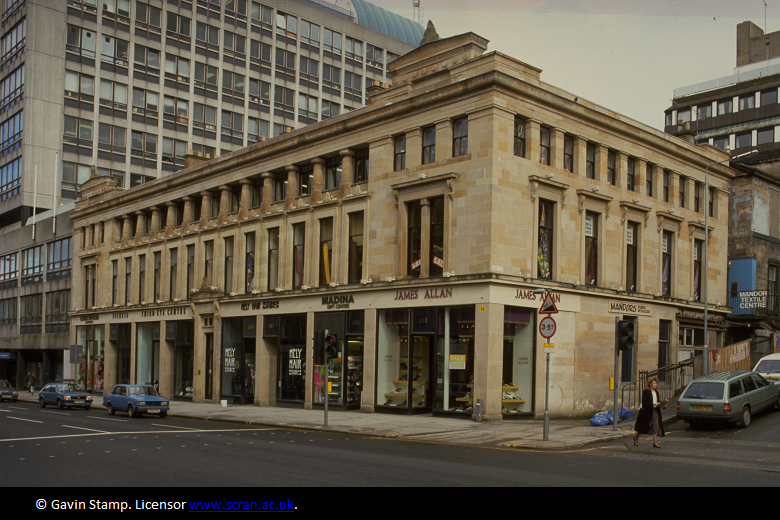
[0,64,24,113]
[133,44,160,82]
[739,93,755,111]
[539,126,550,165]
[250,1,273,30]
[717,98,732,115]
[162,137,186,169]
[563,135,574,172]
[164,55,190,90]
[224,0,247,24]
[627,157,635,192]
[713,136,728,151]
[66,24,95,63]
[677,108,691,123]
[267,228,279,291]
[273,171,286,201]
[223,30,246,63]
[0,110,22,157]
[345,36,363,61]
[646,163,653,197]
[132,87,159,125]
[366,44,383,67]
[275,48,295,81]
[99,79,127,118]
[323,28,341,55]
[422,126,436,164]
[537,200,554,279]
[249,40,271,73]
[135,2,162,40]
[221,110,244,143]
[348,212,364,284]
[63,115,93,155]
[694,181,702,213]
[325,156,341,190]
[0,296,16,327]
[584,211,598,285]
[321,100,339,120]
[607,150,616,185]
[300,19,320,48]
[761,89,778,106]
[21,244,43,286]
[679,176,686,208]
[298,93,317,122]
[166,12,192,46]
[222,70,245,105]
[102,0,130,31]
[100,35,129,74]
[344,71,361,97]
[453,118,468,157]
[276,11,297,39]
[355,148,369,183]
[195,22,220,55]
[586,143,595,179]
[247,116,269,143]
[626,222,638,292]
[661,231,673,296]
[0,252,17,289]
[97,123,126,162]
[394,135,406,171]
[319,218,333,287]
[273,85,294,119]
[735,131,752,149]
[663,170,670,202]
[298,164,313,196]
[514,118,525,158]
[697,104,712,119]
[292,223,305,289]
[194,62,218,98]
[693,239,703,301]
[758,127,774,145]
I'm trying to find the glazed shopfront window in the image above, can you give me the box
[267,313,307,403]
[502,306,535,415]
[115,323,131,384]
[221,317,256,403]
[76,324,105,392]
[173,321,194,400]
[434,306,475,414]
[136,322,160,389]
[313,311,364,409]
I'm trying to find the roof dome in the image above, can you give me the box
[350,0,424,47]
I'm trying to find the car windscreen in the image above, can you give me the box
[0,381,10,388]
[683,382,724,400]
[127,386,160,397]
[754,359,780,374]
[56,383,81,392]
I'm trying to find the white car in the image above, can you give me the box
[753,353,780,383]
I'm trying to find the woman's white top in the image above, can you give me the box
[652,390,658,407]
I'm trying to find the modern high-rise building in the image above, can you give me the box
[0,0,422,228]
[0,0,421,391]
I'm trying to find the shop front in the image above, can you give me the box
[220,317,257,404]
[262,313,307,407]
[75,323,105,393]
[313,310,364,410]
[135,322,161,390]
[168,320,194,400]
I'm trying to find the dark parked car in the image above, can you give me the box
[0,380,18,402]
[103,384,169,418]
[39,382,94,410]
[677,371,780,428]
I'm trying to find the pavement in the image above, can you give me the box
[14,390,678,451]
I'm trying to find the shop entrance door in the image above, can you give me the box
[241,339,256,404]
[403,335,433,414]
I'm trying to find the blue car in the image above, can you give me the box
[103,384,170,418]
[39,382,93,410]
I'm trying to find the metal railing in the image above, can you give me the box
[621,358,695,412]
[727,290,780,317]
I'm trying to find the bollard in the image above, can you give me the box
[475,399,483,422]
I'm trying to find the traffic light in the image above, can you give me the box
[324,332,338,359]
[617,320,635,351]
[313,330,324,366]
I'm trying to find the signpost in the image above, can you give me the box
[536,289,558,441]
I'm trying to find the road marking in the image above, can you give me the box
[7,406,27,410]
[7,416,43,423]
[0,427,277,443]
[89,416,127,422]
[150,423,199,430]
[0,409,11,412]
[61,425,109,433]
[40,410,70,416]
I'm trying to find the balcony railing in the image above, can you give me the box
[727,289,780,317]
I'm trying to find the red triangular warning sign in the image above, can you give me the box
[538,292,559,314]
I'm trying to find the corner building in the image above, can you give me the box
[70,31,737,419]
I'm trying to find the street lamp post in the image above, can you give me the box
[703,149,756,373]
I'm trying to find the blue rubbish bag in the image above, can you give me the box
[618,407,635,420]
[589,412,611,427]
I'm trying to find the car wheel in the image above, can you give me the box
[127,405,136,418]
[57,399,63,410]
[39,398,45,408]
[739,406,752,428]
[108,403,115,416]
[159,411,167,418]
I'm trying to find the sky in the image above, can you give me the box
[360,0,780,130]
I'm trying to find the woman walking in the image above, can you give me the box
[633,377,668,448]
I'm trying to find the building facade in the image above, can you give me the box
[0,203,73,389]
[69,31,736,419]
[0,0,420,229]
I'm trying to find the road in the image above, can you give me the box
[2,400,779,495]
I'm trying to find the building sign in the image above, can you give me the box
[288,348,303,376]
[433,256,444,268]
[394,288,453,300]
[240,300,279,311]
[728,340,750,364]
[322,295,354,309]
[141,307,188,317]
[449,354,465,369]
[608,301,651,316]
[626,226,634,246]
[224,347,236,374]
[79,314,100,322]
[737,290,767,310]
[585,214,594,237]
[515,290,561,302]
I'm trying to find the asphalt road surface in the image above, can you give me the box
[3,401,779,494]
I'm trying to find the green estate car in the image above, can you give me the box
[677,371,780,428]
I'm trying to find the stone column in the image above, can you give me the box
[311,158,325,203]
[651,165,663,200]
[574,136,587,177]
[261,173,273,214]
[526,119,541,164]
[165,202,177,228]
[339,149,355,197]
[150,206,162,232]
[669,171,680,207]
[420,198,430,278]
[635,159,647,196]
[405,127,423,169]
[121,215,132,240]
[474,302,504,420]
[182,196,195,223]
[550,128,564,170]
[285,165,299,208]
[238,180,252,216]
[200,191,213,219]
[219,185,231,216]
[434,118,453,162]
[134,211,146,237]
